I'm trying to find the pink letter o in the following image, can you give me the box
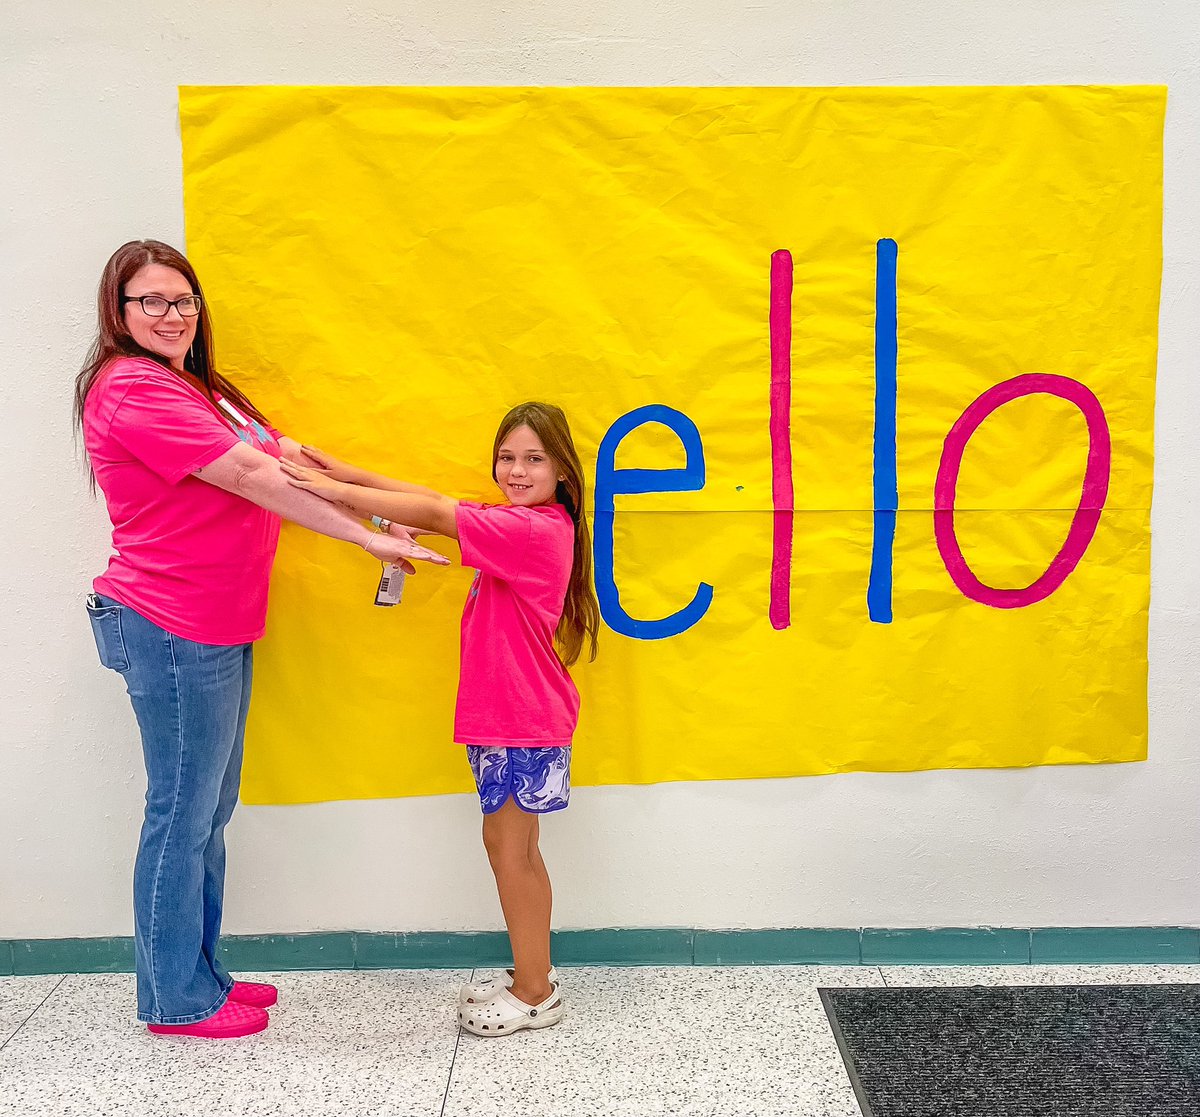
[934,373,1111,609]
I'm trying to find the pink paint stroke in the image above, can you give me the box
[769,250,794,630]
[933,373,1112,609]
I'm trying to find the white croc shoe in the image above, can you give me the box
[458,983,564,1037]
[459,967,559,1006]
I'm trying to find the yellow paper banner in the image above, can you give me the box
[179,86,1163,804]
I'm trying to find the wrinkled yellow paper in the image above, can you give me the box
[179,86,1163,804]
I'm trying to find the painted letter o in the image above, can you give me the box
[933,373,1111,609]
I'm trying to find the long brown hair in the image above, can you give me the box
[73,239,267,471]
[493,402,600,667]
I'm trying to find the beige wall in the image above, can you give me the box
[3,0,1198,938]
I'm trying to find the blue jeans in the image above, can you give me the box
[86,593,252,1024]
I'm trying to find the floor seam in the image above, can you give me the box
[438,969,470,1117]
[0,975,67,1053]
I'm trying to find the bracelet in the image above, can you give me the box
[363,518,394,557]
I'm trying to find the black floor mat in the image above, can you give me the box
[821,984,1200,1117]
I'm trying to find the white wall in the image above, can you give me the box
[3,1,1198,940]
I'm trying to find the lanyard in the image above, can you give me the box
[217,397,249,427]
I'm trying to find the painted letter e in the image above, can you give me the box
[593,405,714,640]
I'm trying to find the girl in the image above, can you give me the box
[282,402,600,1037]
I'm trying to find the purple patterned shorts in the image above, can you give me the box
[466,745,572,815]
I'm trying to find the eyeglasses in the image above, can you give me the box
[121,294,203,317]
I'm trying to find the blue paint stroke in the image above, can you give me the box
[593,404,713,640]
[868,238,898,624]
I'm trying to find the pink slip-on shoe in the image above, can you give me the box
[147,1000,268,1039]
[228,980,278,1008]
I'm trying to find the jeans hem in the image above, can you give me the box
[137,980,232,1026]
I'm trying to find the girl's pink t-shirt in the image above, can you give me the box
[84,356,283,645]
[453,501,579,748]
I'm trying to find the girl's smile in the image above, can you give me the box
[495,425,563,507]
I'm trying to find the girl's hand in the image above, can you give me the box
[387,521,428,540]
[280,458,347,503]
[294,445,329,470]
[300,444,358,482]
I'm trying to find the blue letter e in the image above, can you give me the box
[593,405,714,640]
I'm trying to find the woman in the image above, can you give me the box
[76,240,447,1039]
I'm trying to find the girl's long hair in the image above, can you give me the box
[73,239,267,477]
[493,402,600,667]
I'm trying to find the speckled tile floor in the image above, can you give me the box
[1,964,1196,1117]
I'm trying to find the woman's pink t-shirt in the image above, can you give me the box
[453,501,579,748]
[84,356,283,645]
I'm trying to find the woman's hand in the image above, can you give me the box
[365,531,451,573]
[279,458,347,503]
[299,444,359,483]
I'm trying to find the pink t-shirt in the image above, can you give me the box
[454,501,579,748]
[84,356,283,645]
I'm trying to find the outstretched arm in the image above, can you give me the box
[298,444,443,499]
[195,443,452,570]
[280,459,460,539]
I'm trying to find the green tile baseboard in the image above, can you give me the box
[220,933,356,972]
[2,927,1197,976]
[861,927,1031,965]
[356,932,510,970]
[1029,926,1200,965]
[10,936,134,976]
[695,928,861,965]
